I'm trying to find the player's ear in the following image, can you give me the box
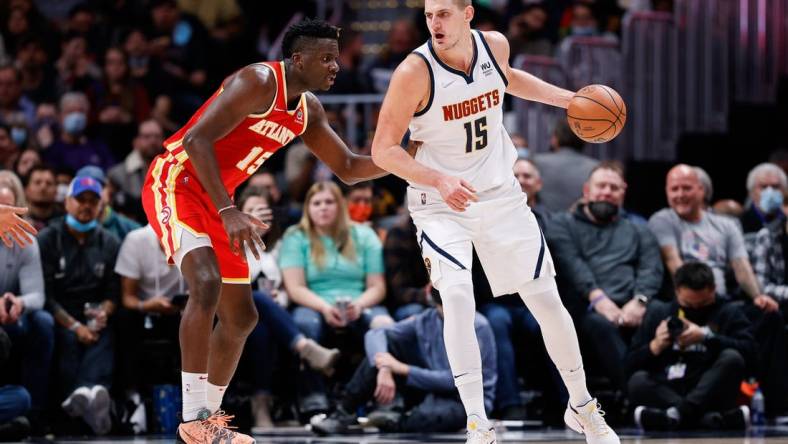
[465,5,474,23]
[291,52,304,69]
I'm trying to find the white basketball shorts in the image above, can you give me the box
[407,177,555,296]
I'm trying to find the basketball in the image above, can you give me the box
[567,84,627,143]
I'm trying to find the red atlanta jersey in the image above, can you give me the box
[163,61,308,192]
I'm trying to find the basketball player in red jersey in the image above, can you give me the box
[141,19,393,443]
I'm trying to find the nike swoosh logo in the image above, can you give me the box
[453,372,468,379]
[442,80,456,88]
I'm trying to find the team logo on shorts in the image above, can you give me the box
[421,193,426,205]
[424,257,431,275]
[160,206,172,224]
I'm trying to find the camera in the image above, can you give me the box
[666,316,685,339]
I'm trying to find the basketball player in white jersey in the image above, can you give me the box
[370,1,620,443]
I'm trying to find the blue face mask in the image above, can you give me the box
[572,26,597,37]
[516,147,529,159]
[63,112,87,135]
[759,186,784,215]
[10,127,27,146]
[66,214,98,232]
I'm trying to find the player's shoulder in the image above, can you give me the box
[478,30,510,57]
[393,52,431,80]
[227,63,277,92]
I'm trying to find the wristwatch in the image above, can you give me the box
[634,294,649,306]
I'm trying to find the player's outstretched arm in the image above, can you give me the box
[481,30,574,109]
[183,65,276,212]
[300,94,387,184]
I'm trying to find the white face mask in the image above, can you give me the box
[56,184,69,203]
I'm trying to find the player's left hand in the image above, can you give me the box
[754,294,779,313]
[220,207,268,260]
[436,175,478,212]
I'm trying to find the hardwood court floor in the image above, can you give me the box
[24,425,788,443]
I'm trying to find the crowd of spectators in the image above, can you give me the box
[0,0,785,440]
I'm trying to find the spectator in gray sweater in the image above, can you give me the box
[0,180,53,426]
[547,162,663,389]
[311,291,496,435]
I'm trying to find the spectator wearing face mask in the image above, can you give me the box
[42,92,115,173]
[344,182,374,225]
[547,162,663,390]
[740,163,786,237]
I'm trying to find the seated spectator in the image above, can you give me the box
[0,179,53,430]
[649,164,788,415]
[75,165,140,240]
[0,123,20,170]
[383,216,431,321]
[107,119,165,222]
[43,92,115,172]
[14,35,58,105]
[532,119,598,212]
[513,157,549,228]
[280,181,393,416]
[740,163,786,236]
[23,165,62,231]
[344,181,374,225]
[12,148,41,184]
[549,163,663,390]
[627,262,753,430]
[311,292,496,435]
[366,20,419,93]
[237,186,340,430]
[648,164,777,309]
[112,223,184,403]
[0,64,36,128]
[38,175,120,435]
[248,169,300,228]
[0,329,32,441]
[507,2,553,57]
[54,32,102,95]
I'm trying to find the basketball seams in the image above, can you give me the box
[567,115,615,124]
[573,96,620,123]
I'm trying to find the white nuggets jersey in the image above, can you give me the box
[408,30,516,194]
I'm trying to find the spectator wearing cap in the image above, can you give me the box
[75,165,140,240]
[37,175,120,435]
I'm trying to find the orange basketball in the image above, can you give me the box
[567,84,627,143]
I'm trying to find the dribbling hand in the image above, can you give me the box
[220,207,269,260]
[436,175,477,212]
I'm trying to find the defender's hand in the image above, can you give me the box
[220,207,268,260]
[436,175,477,212]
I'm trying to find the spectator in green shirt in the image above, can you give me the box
[280,181,392,416]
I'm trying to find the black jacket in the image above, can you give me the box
[626,299,755,382]
[38,217,121,322]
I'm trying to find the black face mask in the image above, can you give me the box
[587,201,619,223]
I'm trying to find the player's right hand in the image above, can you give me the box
[220,207,268,260]
[436,175,477,212]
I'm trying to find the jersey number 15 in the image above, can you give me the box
[464,116,488,153]
[236,147,273,175]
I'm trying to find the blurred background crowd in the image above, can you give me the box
[0,0,787,439]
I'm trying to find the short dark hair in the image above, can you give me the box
[553,119,586,151]
[281,18,340,59]
[674,262,716,291]
[343,181,373,195]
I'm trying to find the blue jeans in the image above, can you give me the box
[0,386,30,423]
[246,291,305,393]
[291,304,391,401]
[3,310,54,411]
[393,302,426,321]
[56,326,114,397]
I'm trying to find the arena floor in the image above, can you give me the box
[20,425,788,443]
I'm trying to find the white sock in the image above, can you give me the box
[518,277,592,407]
[206,382,228,414]
[182,371,208,421]
[439,265,489,423]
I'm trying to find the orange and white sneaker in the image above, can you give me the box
[176,409,256,444]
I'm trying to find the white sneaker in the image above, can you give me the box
[84,385,112,435]
[61,386,91,418]
[465,415,496,444]
[564,399,620,444]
